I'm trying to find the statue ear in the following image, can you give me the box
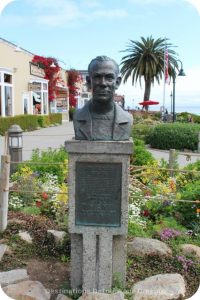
[86,75,91,89]
[115,76,122,89]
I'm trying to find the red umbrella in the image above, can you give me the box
[139,100,159,106]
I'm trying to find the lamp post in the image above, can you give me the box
[172,59,186,122]
[8,124,23,174]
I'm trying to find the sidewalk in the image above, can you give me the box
[148,148,200,168]
[1,121,200,166]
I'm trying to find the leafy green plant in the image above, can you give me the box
[131,139,155,166]
[146,123,200,150]
[0,113,62,135]
[132,124,154,142]
[24,146,68,184]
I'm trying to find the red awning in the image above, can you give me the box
[139,100,159,106]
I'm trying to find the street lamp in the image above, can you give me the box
[172,59,186,122]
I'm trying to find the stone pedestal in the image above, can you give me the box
[65,140,133,292]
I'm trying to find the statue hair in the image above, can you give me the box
[88,56,119,75]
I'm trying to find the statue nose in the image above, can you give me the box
[99,77,106,85]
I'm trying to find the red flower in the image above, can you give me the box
[36,201,42,207]
[142,210,150,217]
[42,192,48,200]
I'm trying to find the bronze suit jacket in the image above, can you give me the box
[73,100,133,141]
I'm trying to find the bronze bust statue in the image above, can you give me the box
[73,56,133,141]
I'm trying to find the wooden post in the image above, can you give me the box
[169,149,176,177]
[0,155,10,232]
[198,132,200,153]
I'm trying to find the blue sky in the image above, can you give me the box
[0,0,200,111]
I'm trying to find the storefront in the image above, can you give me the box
[49,85,69,120]
[0,37,69,120]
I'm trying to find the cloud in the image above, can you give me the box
[0,0,16,15]
[184,0,200,15]
[16,0,127,27]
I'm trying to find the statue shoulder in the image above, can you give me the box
[115,103,133,125]
[73,101,91,121]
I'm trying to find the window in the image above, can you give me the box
[30,80,48,115]
[5,86,12,116]
[0,69,13,117]
[4,73,12,84]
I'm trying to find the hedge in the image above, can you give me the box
[0,113,62,135]
[132,123,154,142]
[146,123,200,151]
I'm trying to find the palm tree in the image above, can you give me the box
[120,36,179,109]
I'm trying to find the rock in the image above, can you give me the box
[0,244,7,261]
[3,280,50,300]
[0,269,29,286]
[127,237,172,257]
[47,230,66,245]
[18,231,33,244]
[180,244,200,259]
[132,273,186,300]
[5,246,13,255]
[56,294,73,300]
[78,291,124,300]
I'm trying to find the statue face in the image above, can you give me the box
[88,61,121,105]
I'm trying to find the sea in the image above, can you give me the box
[127,105,200,115]
[165,106,200,115]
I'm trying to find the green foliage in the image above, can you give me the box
[173,182,200,229]
[21,206,41,216]
[37,115,50,127]
[120,36,178,90]
[0,113,62,135]
[132,124,154,142]
[0,115,38,135]
[128,221,149,237]
[28,147,68,184]
[176,112,200,124]
[147,123,200,150]
[48,113,62,124]
[131,139,155,166]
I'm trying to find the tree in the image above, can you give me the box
[120,36,179,109]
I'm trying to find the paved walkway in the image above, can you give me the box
[0,121,200,166]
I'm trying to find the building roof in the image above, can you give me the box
[0,36,35,56]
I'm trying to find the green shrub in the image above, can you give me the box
[146,123,200,150]
[0,115,39,135]
[131,139,155,166]
[0,113,62,135]
[37,115,50,127]
[49,113,62,124]
[176,112,200,124]
[132,124,154,142]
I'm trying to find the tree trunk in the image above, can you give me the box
[143,79,151,111]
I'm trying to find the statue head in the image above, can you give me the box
[86,56,122,105]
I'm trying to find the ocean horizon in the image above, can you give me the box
[126,105,200,115]
[166,106,200,115]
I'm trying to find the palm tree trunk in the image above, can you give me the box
[143,79,151,111]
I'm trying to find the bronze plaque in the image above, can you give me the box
[75,162,122,227]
